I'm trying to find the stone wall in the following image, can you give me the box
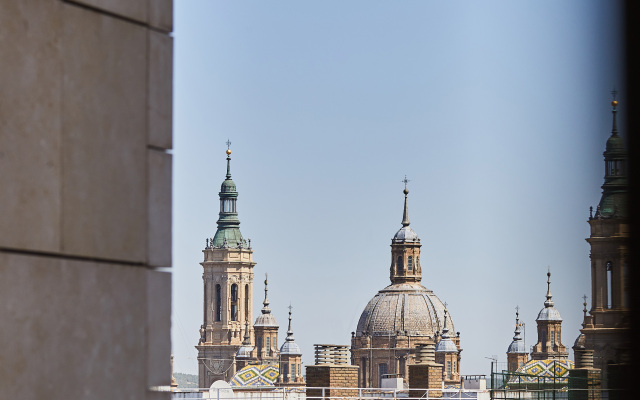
[409,363,443,398]
[0,1,173,399]
[306,365,359,398]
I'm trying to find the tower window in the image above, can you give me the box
[215,284,222,321]
[607,261,613,309]
[408,256,413,271]
[231,284,238,301]
[378,363,388,385]
[266,337,271,355]
[231,284,238,321]
[245,284,250,321]
[221,198,236,213]
[446,361,452,380]
[397,256,404,274]
[550,331,555,347]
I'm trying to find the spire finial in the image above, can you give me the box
[441,307,450,338]
[225,140,232,178]
[401,176,410,226]
[610,89,619,137]
[285,303,295,341]
[512,306,523,342]
[544,267,554,307]
[583,294,588,315]
[242,318,251,345]
[261,273,271,314]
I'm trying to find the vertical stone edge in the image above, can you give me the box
[148,149,172,268]
[149,0,173,33]
[149,29,173,150]
[147,269,172,389]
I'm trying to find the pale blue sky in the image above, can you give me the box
[171,1,625,377]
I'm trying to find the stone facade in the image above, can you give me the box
[197,246,256,386]
[0,1,173,399]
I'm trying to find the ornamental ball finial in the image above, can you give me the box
[612,100,618,107]
[403,188,409,195]
[226,149,232,155]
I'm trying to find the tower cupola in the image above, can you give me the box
[531,269,568,360]
[390,178,422,284]
[212,145,245,247]
[594,92,628,219]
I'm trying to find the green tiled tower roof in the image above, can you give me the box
[594,95,628,219]
[212,148,245,248]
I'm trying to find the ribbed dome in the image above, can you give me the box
[221,178,236,192]
[393,226,419,242]
[605,135,625,153]
[236,344,254,358]
[356,282,451,337]
[254,313,278,327]
[435,338,458,352]
[537,307,562,321]
[280,341,302,355]
[573,333,586,349]
[508,339,527,353]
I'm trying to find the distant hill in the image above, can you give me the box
[174,372,199,389]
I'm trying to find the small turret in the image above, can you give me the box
[390,177,422,284]
[507,307,528,371]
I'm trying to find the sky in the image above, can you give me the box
[171,1,625,378]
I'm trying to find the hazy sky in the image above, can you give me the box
[171,1,625,378]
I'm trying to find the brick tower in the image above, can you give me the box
[253,275,279,365]
[530,271,568,360]
[506,308,528,372]
[278,306,305,386]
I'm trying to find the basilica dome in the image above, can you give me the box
[356,282,452,337]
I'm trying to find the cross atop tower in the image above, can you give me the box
[402,175,411,190]
[226,139,232,150]
[611,88,618,101]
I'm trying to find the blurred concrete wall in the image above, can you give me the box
[0,1,173,398]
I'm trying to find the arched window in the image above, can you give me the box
[408,256,413,271]
[231,284,238,301]
[416,256,419,269]
[245,284,250,319]
[231,284,238,321]
[397,256,404,274]
[606,261,613,309]
[215,285,222,321]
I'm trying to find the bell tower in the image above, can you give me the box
[531,271,568,360]
[579,94,630,381]
[197,145,256,388]
[389,177,422,284]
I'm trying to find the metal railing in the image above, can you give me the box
[171,386,490,400]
